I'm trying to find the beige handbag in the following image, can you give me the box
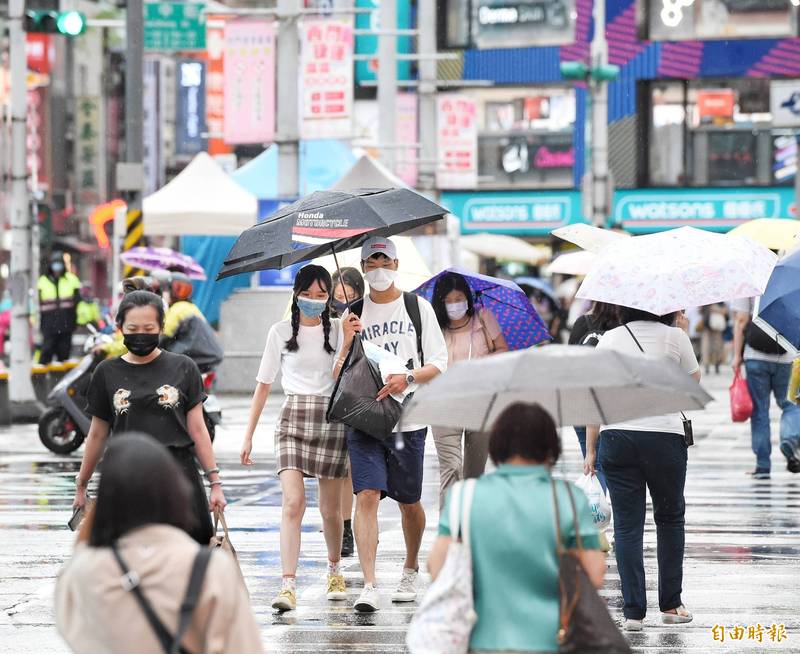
[209,508,248,593]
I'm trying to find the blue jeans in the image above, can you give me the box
[575,426,607,492]
[745,359,800,472]
[600,430,687,620]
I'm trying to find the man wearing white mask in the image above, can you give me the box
[335,237,448,613]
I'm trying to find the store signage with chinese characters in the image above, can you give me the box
[74,96,105,206]
[396,93,418,187]
[441,191,583,234]
[176,60,206,156]
[301,19,354,139]
[436,95,478,189]
[27,87,49,192]
[223,20,276,145]
[612,188,796,232]
[205,15,232,155]
[144,2,206,51]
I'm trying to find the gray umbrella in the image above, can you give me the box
[403,345,712,431]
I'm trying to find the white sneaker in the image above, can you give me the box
[623,618,644,632]
[354,584,380,613]
[662,605,693,624]
[391,568,418,602]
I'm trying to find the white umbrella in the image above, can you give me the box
[460,234,550,265]
[576,226,777,315]
[403,345,712,431]
[548,250,596,276]
[551,223,629,253]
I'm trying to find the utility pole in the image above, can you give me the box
[124,0,144,195]
[589,0,611,227]
[7,0,40,415]
[377,0,397,173]
[276,0,300,199]
[416,0,437,195]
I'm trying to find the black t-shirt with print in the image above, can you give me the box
[86,350,204,448]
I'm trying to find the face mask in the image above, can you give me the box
[51,263,65,275]
[123,332,160,357]
[297,297,327,318]
[446,301,469,321]
[331,299,349,317]
[365,268,397,292]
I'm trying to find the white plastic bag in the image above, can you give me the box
[575,474,612,530]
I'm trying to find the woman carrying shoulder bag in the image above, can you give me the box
[430,272,508,508]
[56,434,262,654]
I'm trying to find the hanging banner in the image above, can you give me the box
[223,20,276,145]
[74,96,105,206]
[205,15,232,155]
[396,92,418,187]
[436,94,478,189]
[300,18,354,139]
[176,59,207,156]
[143,58,163,197]
[27,87,50,192]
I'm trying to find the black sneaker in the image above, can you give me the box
[780,441,800,474]
[341,523,355,557]
[748,468,771,480]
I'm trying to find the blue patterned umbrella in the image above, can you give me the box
[414,268,551,351]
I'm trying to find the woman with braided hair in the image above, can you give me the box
[240,264,348,612]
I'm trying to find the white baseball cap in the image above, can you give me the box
[360,236,397,261]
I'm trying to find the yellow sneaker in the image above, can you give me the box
[271,588,296,612]
[327,573,347,601]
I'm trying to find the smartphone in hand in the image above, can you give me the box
[68,506,85,531]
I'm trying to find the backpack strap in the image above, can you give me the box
[402,292,424,366]
[170,548,213,654]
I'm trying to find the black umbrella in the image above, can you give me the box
[216,188,448,280]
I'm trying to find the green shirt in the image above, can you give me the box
[439,465,601,653]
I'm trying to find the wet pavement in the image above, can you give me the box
[1,372,798,653]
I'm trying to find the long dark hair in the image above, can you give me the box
[116,290,165,330]
[620,306,677,327]
[286,264,334,354]
[432,272,476,329]
[89,433,194,547]
[332,266,365,303]
[591,302,621,332]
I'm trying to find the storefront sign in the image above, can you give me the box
[27,87,49,192]
[301,18,354,139]
[697,90,735,120]
[176,59,206,156]
[612,188,796,232]
[74,96,105,206]
[770,80,800,128]
[205,15,232,155]
[437,95,478,189]
[144,2,206,52]
[354,0,411,84]
[223,20,276,145]
[396,92,418,187]
[773,135,796,184]
[142,58,163,197]
[441,191,583,234]
[472,0,574,49]
[26,34,53,74]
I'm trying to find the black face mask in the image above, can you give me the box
[123,332,160,357]
[331,299,349,317]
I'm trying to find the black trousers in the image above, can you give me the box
[40,331,73,365]
[169,446,214,545]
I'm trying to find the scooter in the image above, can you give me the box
[38,329,223,454]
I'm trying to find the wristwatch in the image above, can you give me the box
[406,373,416,385]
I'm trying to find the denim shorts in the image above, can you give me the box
[347,427,427,504]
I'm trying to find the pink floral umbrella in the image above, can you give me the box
[576,227,777,315]
[120,247,207,280]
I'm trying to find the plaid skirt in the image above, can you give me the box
[275,394,349,479]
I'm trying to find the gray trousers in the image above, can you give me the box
[432,428,490,508]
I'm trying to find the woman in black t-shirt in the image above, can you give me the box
[73,291,225,543]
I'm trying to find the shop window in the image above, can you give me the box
[474,87,576,189]
[643,0,799,40]
[646,78,798,187]
[442,0,576,49]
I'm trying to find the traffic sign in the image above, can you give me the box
[144,2,206,52]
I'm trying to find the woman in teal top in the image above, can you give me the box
[429,403,606,653]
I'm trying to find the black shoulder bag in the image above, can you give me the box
[111,544,213,654]
[623,324,694,447]
[551,476,631,654]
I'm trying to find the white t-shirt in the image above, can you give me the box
[340,293,448,432]
[730,297,795,364]
[257,319,342,396]
[597,321,700,435]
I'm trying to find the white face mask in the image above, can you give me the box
[365,267,397,292]
[446,301,469,321]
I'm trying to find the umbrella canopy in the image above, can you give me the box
[120,247,207,280]
[728,219,800,251]
[551,223,629,253]
[217,188,447,279]
[403,344,712,431]
[460,234,550,265]
[413,268,551,351]
[753,249,800,354]
[576,226,777,315]
[515,276,561,308]
[548,250,596,276]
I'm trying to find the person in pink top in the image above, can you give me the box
[430,271,508,507]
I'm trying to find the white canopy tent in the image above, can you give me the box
[332,154,409,190]
[143,152,258,236]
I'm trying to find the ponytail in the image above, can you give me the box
[321,305,334,354]
[285,297,300,352]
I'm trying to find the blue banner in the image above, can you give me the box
[175,59,206,156]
